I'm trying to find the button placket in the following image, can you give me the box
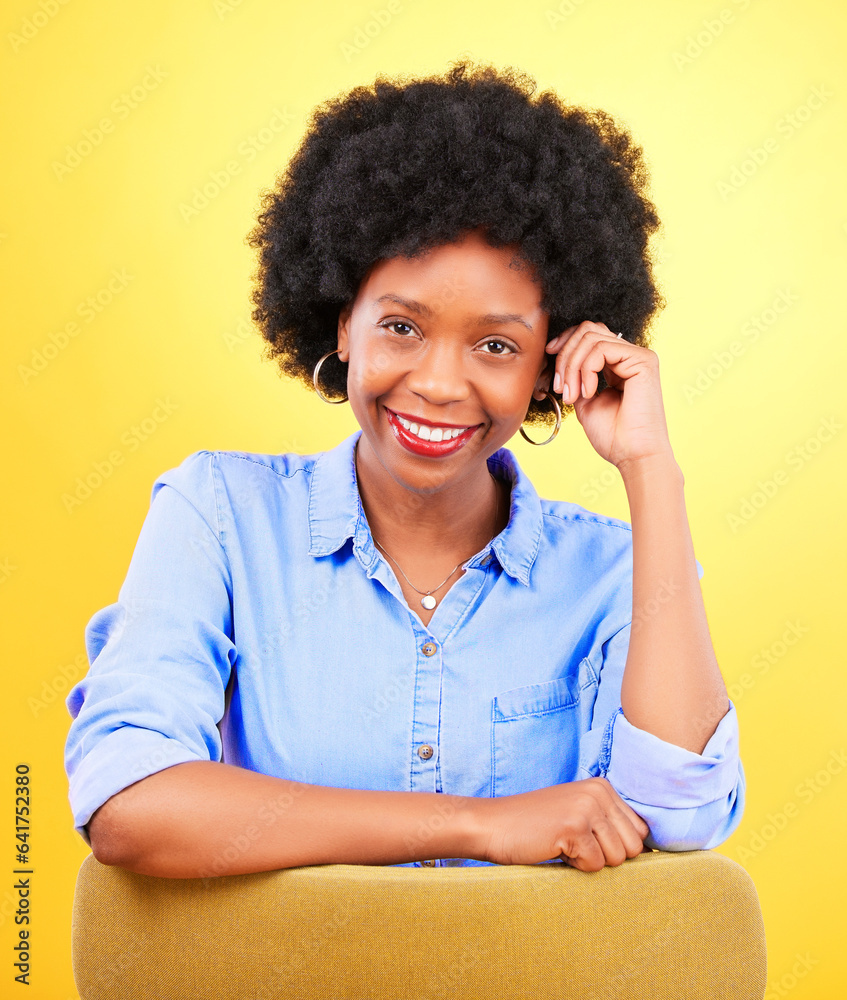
[411,633,441,793]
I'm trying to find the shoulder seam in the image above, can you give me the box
[209,451,312,482]
[541,510,633,533]
[154,470,225,549]
[207,453,224,541]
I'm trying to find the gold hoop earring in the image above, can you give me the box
[519,392,561,446]
[312,350,348,404]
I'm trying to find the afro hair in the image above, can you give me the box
[248,60,663,422]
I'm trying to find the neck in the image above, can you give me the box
[354,442,507,561]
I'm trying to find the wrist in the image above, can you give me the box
[618,452,683,492]
[455,795,495,863]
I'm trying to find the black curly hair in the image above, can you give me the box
[248,60,663,423]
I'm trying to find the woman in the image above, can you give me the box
[65,62,743,877]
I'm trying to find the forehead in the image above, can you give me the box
[355,232,546,319]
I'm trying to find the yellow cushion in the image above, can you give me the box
[72,850,766,999]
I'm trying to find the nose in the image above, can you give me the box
[404,340,470,405]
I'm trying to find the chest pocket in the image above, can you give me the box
[491,667,589,797]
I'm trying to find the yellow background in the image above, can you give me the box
[2,0,845,996]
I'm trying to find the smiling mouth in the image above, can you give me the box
[385,408,481,456]
[392,413,471,442]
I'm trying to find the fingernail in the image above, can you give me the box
[560,381,569,403]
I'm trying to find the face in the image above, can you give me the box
[337,229,551,497]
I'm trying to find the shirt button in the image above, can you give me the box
[421,860,437,867]
[417,744,434,760]
[421,642,437,657]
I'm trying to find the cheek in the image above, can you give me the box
[347,358,384,400]
[348,340,396,392]
[345,353,398,423]
[489,366,542,409]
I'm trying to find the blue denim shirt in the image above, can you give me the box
[65,430,744,864]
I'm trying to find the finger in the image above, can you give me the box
[547,320,617,353]
[545,325,578,353]
[612,803,650,843]
[565,819,630,872]
[547,322,611,373]
[557,330,623,403]
[576,343,611,400]
[593,779,650,840]
[552,329,593,399]
[613,810,649,859]
[606,796,650,842]
[592,816,634,867]
[619,802,650,841]
[550,325,591,398]
[552,324,627,401]
[561,836,606,873]
[586,800,647,868]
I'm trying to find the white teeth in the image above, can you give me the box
[395,414,469,443]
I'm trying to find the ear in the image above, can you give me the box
[336,305,352,363]
[532,356,554,401]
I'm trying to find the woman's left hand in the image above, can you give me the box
[545,321,673,469]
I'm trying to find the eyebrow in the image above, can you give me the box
[373,294,534,331]
[478,312,533,332]
[373,294,433,318]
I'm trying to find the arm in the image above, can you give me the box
[87,761,482,876]
[88,761,649,877]
[547,322,743,848]
[549,322,730,753]
[619,455,729,753]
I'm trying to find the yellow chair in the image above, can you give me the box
[72,850,766,999]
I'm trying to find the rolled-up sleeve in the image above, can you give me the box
[64,452,235,845]
[601,702,745,850]
[579,617,745,852]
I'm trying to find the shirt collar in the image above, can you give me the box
[308,430,542,586]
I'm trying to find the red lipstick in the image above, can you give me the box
[385,408,479,458]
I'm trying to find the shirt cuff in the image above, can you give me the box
[601,702,740,808]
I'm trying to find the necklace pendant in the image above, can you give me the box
[421,595,437,611]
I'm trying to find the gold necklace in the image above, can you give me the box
[373,474,502,612]
[374,542,461,610]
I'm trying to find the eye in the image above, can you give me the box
[480,340,514,355]
[381,320,416,336]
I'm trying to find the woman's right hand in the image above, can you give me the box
[477,777,650,871]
